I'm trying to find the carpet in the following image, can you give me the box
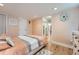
[36,49,53,55]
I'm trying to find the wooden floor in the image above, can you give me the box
[47,43,73,55]
[36,43,73,55]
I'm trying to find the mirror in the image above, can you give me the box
[42,16,52,41]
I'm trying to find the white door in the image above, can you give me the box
[19,18,27,36]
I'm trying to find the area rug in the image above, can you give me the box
[36,49,53,55]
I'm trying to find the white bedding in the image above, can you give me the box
[28,35,43,41]
[28,35,44,45]
[18,36,39,51]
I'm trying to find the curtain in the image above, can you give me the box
[0,14,6,35]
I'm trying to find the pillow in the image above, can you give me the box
[6,37,15,47]
[0,36,10,51]
[0,35,15,51]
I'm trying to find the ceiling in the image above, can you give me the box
[0,3,79,19]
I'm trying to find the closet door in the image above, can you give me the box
[0,14,6,35]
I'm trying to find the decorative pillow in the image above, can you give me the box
[0,34,10,50]
[0,34,15,51]
[6,37,15,47]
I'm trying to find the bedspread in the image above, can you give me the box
[18,36,40,52]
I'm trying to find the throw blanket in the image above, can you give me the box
[18,36,40,53]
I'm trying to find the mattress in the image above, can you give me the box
[18,36,40,53]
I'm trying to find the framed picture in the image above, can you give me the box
[9,17,18,25]
[60,11,69,22]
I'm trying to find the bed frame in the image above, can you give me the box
[28,44,46,55]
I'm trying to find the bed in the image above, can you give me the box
[18,35,47,55]
[0,34,46,55]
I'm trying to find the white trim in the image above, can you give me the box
[51,40,73,49]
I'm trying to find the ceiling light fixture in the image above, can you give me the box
[0,3,4,7]
[54,8,57,10]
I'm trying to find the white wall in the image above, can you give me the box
[51,8,79,45]
[66,8,79,31]
[6,15,19,36]
[6,15,29,36]
[19,17,29,36]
